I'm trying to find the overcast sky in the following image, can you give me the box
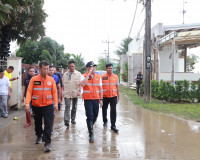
[11,0,200,71]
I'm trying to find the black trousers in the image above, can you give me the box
[32,105,54,143]
[102,96,117,127]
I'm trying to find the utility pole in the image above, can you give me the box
[182,0,187,24]
[144,0,151,103]
[102,37,114,63]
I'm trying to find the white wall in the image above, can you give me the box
[159,45,183,72]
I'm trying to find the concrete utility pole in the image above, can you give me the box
[144,0,151,103]
[171,38,175,85]
[102,37,114,63]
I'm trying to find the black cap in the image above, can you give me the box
[86,61,97,67]
[0,68,4,72]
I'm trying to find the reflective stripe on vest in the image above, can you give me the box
[83,91,91,93]
[33,88,52,91]
[82,73,100,100]
[32,96,39,100]
[102,73,118,98]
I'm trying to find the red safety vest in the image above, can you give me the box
[82,72,101,100]
[101,73,118,98]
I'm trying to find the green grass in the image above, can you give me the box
[119,85,200,121]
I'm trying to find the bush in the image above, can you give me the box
[190,82,197,102]
[168,84,176,102]
[151,80,159,98]
[175,81,183,101]
[182,80,190,100]
[196,79,200,102]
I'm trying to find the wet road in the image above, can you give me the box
[1,94,200,160]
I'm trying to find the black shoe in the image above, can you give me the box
[111,126,119,133]
[44,143,52,153]
[71,120,76,124]
[65,123,69,128]
[103,122,107,127]
[35,136,42,144]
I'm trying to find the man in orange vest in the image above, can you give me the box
[80,61,103,143]
[101,63,119,133]
[25,60,58,153]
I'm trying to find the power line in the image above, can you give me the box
[128,0,139,38]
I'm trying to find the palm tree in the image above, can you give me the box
[115,37,132,56]
[72,53,86,73]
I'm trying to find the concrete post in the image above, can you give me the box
[7,57,23,109]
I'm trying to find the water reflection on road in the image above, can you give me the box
[0,94,200,160]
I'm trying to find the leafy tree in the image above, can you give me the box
[40,50,52,64]
[0,0,47,44]
[72,53,86,73]
[121,62,128,82]
[16,40,40,64]
[97,57,107,70]
[115,37,132,56]
[186,54,199,72]
[16,37,70,69]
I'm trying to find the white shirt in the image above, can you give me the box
[0,76,10,95]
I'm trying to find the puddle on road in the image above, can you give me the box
[0,95,200,160]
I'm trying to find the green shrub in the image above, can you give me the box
[151,80,159,97]
[182,80,190,100]
[196,79,200,102]
[175,81,183,101]
[190,82,197,102]
[168,84,176,102]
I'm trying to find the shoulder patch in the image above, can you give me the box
[34,81,41,85]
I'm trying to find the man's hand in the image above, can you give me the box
[117,96,120,103]
[25,104,30,113]
[100,100,103,108]
[89,66,93,75]
[77,91,81,96]
[54,106,58,113]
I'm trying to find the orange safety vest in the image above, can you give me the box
[82,72,101,100]
[101,73,118,98]
[25,74,58,107]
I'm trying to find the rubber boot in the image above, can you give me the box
[87,123,94,143]
[24,112,31,128]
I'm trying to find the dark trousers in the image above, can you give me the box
[32,105,54,143]
[136,83,142,95]
[84,100,99,125]
[102,96,117,127]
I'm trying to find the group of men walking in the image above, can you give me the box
[22,60,120,153]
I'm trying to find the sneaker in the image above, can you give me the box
[35,136,42,144]
[103,122,107,127]
[44,143,52,153]
[3,114,8,118]
[111,126,119,133]
[71,120,76,124]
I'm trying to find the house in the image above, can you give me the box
[122,23,200,86]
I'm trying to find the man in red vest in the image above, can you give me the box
[101,63,119,133]
[25,60,58,153]
[80,61,103,143]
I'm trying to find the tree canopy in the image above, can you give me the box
[16,37,71,69]
[0,0,47,44]
[187,54,199,72]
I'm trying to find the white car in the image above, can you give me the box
[95,70,106,75]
